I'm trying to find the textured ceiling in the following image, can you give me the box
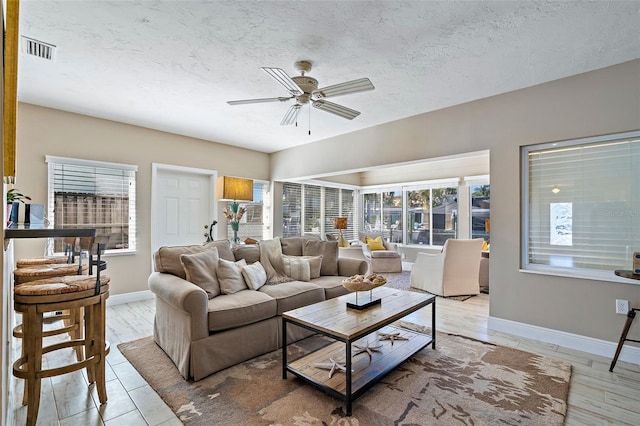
[18,1,640,153]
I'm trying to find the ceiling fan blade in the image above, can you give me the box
[262,67,303,96]
[227,96,291,105]
[312,100,360,120]
[312,78,374,100]
[281,104,302,125]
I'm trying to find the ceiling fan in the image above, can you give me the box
[227,60,375,126]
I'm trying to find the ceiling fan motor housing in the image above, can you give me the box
[292,76,318,104]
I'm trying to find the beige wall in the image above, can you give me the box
[271,59,640,343]
[14,103,270,296]
[12,60,640,342]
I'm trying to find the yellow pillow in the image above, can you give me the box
[366,236,386,251]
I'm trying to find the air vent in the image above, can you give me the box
[21,36,56,60]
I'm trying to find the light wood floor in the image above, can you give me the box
[10,293,640,425]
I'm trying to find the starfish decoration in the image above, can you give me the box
[314,358,348,378]
[378,331,409,345]
[352,341,383,361]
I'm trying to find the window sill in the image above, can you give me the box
[520,266,640,285]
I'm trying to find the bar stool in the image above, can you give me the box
[14,262,87,284]
[13,244,89,370]
[13,277,110,425]
[12,239,110,425]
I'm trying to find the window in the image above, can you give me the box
[341,188,357,241]
[281,182,358,239]
[522,131,640,273]
[366,181,459,246]
[282,182,301,237]
[225,181,269,241]
[304,185,321,237]
[46,156,137,254]
[470,184,490,242]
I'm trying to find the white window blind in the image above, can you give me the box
[341,188,357,241]
[523,132,640,272]
[303,184,321,237]
[282,182,302,237]
[46,156,137,253]
[324,187,340,238]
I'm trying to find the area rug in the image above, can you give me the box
[385,270,475,301]
[118,330,571,425]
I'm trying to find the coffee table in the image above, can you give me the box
[282,287,435,416]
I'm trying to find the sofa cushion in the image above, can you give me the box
[280,236,321,256]
[371,250,401,258]
[280,237,304,256]
[203,240,235,261]
[282,255,311,281]
[303,240,339,276]
[242,261,267,290]
[207,290,277,332]
[154,245,208,279]
[179,247,220,299]
[259,280,325,315]
[218,258,248,294]
[154,240,234,279]
[233,244,260,264]
[310,275,351,299]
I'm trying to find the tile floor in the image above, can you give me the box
[9,292,640,425]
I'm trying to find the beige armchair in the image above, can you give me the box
[410,238,484,296]
[358,232,402,273]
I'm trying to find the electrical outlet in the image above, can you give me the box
[616,299,629,315]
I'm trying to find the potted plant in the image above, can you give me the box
[7,188,31,204]
[6,188,31,225]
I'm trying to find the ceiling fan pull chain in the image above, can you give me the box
[308,103,311,136]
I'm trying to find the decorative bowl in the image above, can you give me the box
[342,273,387,292]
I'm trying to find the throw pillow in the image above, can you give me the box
[241,261,267,290]
[282,255,311,281]
[217,258,248,294]
[366,236,386,251]
[303,240,339,276]
[179,247,221,299]
[203,239,235,261]
[301,255,323,279]
[233,244,260,264]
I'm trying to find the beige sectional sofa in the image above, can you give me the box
[148,237,367,381]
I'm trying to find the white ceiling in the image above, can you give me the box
[17,1,640,154]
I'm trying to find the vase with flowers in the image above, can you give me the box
[223,202,246,245]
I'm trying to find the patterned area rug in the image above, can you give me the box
[119,329,571,425]
[384,270,475,301]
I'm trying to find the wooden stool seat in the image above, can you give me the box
[13,278,109,426]
[16,256,70,267]
[14,263,88,285]
[14,274,111,296]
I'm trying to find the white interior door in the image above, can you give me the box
[152,165,216,254]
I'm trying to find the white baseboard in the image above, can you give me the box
[107,290,154,306]
[488,316,640,366]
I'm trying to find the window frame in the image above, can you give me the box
[520,130,640,283]
[46,155,137,256]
